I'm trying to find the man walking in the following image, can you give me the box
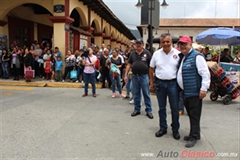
[149,33,181,140]
[177,36,210,148]
[124,39,153,119]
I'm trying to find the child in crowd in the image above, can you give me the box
[55,56,63,82]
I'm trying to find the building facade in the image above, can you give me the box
[0,0,135,59]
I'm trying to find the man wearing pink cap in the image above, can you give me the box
[177,36,210,148]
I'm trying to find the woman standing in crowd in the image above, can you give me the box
[62,50,75,82]
[43,49,52,80]
[23,48,33,82]
[11,47,20,80]
[75,49,84,83]
[19,48,25,78]
[29,45,36,74]
[82,48,97,97]
[41,47,47,79]
[106,48,125,98]
[50,53,56,82]
[1,49,10,79]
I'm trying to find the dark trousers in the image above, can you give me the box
[39,63,45,77]
[34,60,39,77]
[13,64,19,79]
[101,69,111,88]
[20,63,24,76]
[63,66,73,80]
[184,96,202,139]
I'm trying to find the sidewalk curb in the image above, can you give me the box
[0,81,47,87]
[0,81,102,89]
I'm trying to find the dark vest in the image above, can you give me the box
[182,49,204,98]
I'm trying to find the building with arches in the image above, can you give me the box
[0,0,135,59]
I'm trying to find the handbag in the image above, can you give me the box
[110,64,120,77]
[70,70,77,79]
[25,69,34,79]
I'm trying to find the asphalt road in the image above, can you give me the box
[0,86,239,160]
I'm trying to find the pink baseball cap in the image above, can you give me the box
[178,36,192,43]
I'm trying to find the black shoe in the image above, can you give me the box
[184,135,200,141]
[185,137,197,148]
[155,129,167,137]
[124,96,130,99]
[131,111,140,117]
[172,131,180,140]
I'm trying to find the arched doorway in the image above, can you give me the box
[69,8,89,50]
[5,3,53,48]
[91,21,96,45]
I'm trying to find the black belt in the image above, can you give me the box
[133,73,147,76]
[156,77,176,82]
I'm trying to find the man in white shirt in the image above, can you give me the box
[149,33,181,140]
[177,36,210,148]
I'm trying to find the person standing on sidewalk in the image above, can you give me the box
[106,48,125,98]
[124,39,153,119]
[62,50,76,82]
[1,48,10,79]
[99,48,111,88]
[149,33,181,140]
[177,36,210,148]
[55,56,63,82]
[82,48,97,98]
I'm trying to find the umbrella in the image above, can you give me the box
[196,27,240,45]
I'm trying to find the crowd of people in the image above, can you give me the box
[1,34,239,148]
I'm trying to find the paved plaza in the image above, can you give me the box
[0,85,239,160]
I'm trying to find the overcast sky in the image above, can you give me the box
[102,0,240,29]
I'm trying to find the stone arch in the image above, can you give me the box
[70,7,87,27]
[116,31,120,40]
[0,0,53,19]
[102,25,111,36]
[111,27,118,39]
[91,19,101,33]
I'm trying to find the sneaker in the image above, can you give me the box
[76,80,79,83]
[129,99,143,105]
[112,93,116,98]
[62,80,64,82]
[51,79,55,82]
[120,93,126,98]
[129,99,134,104]
[81,81,84,83]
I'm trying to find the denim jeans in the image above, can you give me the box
[179,90,184,111]
[154,78,179,131]
[2,62,8,78]
[111,74,122,94]
[84,72,96,94]
[132,74,152,113]
[126,77,132,97]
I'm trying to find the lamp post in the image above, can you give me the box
[136,0,168,54]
